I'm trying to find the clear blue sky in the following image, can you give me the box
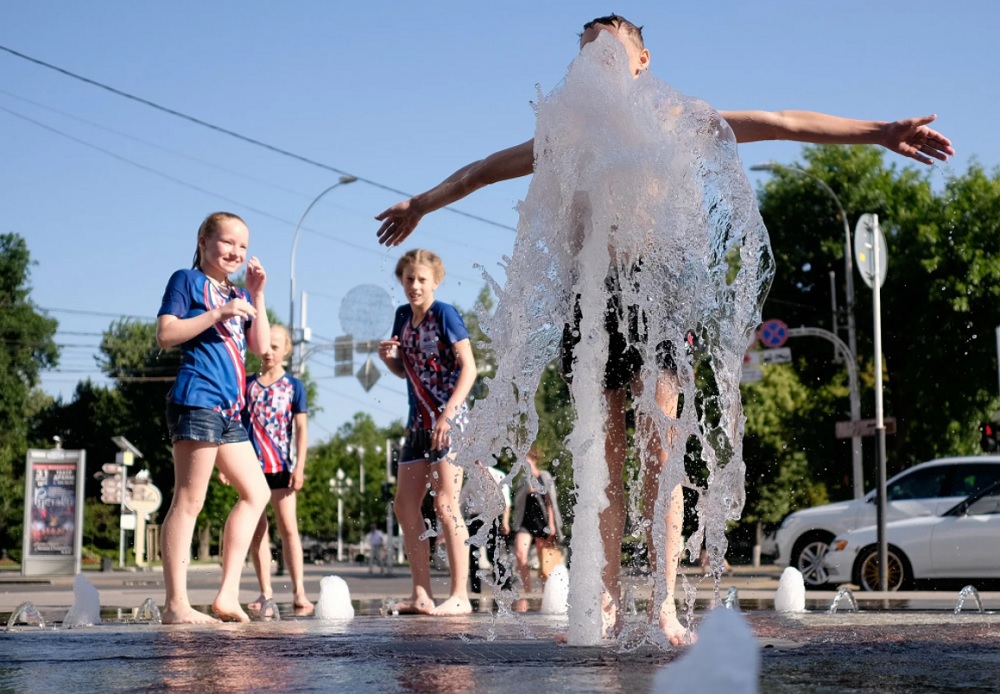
[3,1,994,444]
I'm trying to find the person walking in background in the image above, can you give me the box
[377,249,478,615]
[512,447,563,594]
[242,324,313,615]
[461,459,512,594]
[366,523,387,574]
[156,211,271,624]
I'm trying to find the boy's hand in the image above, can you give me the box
[882,114,954,165]
[375,199,424,247]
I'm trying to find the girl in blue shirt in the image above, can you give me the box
[157,211,271,624]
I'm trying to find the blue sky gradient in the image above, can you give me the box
[3,1,993,442]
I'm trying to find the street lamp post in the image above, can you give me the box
[346,443,379,533]
[330,468,353,562]
[290,175,358,375]
[751,162,864,499]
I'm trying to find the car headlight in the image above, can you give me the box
[830,539,849,552]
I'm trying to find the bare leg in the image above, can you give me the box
[635,370,692,646]
[161,441,221,625]
[513,530,534,593]
[212,441,270,622]
[394,462,436,614]
[248,511,272,612]
[600,386,629,637]
[272,487,314,612]
[431,458,471,615]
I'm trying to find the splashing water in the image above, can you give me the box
[540,563,569,615]
[315,575,355,620]
[954,585,984,614]
[6,602,45,630]
[135,598,162,624]
[259,597,281,621]
[457,33,771,645]
[62,573,102,628]
[828,587,859,614]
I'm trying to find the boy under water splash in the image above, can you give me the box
[375,15,953,646]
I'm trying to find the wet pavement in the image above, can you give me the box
[3,563,1000,692]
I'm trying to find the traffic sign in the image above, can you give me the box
[101,474,124,504]
[762,347,792,365]
[741,366,763,383]
[125,482,163,515]
[356,356,381,392]
[758,319,789,348]
[835,417,897,439]
[854,213,888,289]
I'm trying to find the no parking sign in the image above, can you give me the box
[758,319,788,348]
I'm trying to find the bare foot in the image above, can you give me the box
[212,596,250,623]
[395,592,436,615]
[293,603,315,617]
[161,605,220,625]
[659,601,696,646]
[432,595,472,616]
[293,594,314,615]
[247,594,270,612]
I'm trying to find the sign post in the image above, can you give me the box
[22,448,86,577]
[856,212,890,593]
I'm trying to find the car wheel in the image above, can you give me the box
[790,532,835,588]
[852,545,913,591]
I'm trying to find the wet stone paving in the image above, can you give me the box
[4,606,1000,693]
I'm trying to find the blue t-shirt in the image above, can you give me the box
[244,373,308,474]
[158,268,252,420]
[391,301,470,432]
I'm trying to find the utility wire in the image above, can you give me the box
[0,43,517,232]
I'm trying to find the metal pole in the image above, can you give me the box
[337,493,344,563]
[752,162,864,498]
[289,175,357,375]
[872,215,888,593]
[995,326,1000,400]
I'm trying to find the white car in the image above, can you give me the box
[824,479,1000,590]
[769,456,1000,588]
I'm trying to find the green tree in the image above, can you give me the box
[755,146,1000,506]
[0,233,58,554]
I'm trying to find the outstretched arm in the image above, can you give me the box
[720,110,954,165]
[375,139,534,247]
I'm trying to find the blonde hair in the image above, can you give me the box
[394,249,445,282]
[192,211,245,288]
[270,324,294,358]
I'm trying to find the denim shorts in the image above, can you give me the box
[166,402,248,445]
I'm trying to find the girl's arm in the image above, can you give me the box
[245,290,270,357]
[244,257,270,357]
[156,299,256,349]
[432,338,478,451]
[378,338,407,378]
[721,110,954,165]
[292,411,308,491]
[444,338,478,421]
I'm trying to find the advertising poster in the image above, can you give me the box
[29,461,77,556]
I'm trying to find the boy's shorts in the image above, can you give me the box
[561,263,677,391]
[166,402,249,445]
